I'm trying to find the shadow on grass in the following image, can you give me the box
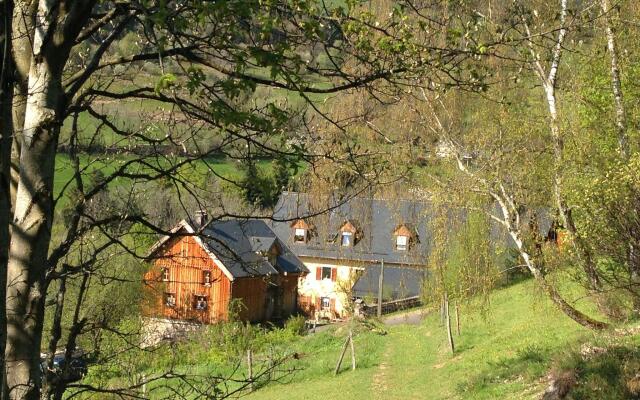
[552,344,640,400]
[458,341,640,400]
[456,344,549,395]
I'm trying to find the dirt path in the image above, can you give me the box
[382,308,428,326]
[371,342,392,398]
[370,309,429,398]
[306,307,427,338]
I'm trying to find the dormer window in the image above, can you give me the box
[338,220,359,247]
[291,219,310,243]
[294,228,306,243]
[341,232,353,247]
[394,224,417,251]
[396,235,408,251]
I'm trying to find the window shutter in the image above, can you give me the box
[315,296,321,312]
[330,268,337,282]
[316,267,322,280]
[330,298,336,312]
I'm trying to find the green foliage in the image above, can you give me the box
[154,73,177,93]
[425,204,498,307]
[566,153,640,310]
[272,157,292,191]
[550,340,640,400]
[81,316,313,396]
[572,154,640,262]
[283,315,307,336]
[240,159,279,208]
[447,210,499,301]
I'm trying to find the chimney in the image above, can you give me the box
[194,209,208,227]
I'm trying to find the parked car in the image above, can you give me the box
[40,349,88,383]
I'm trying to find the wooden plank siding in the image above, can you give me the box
[144,234,230,324]
[297,295,315,316]
[279,275,300,316]
[231,277,268,322]
[144,228,305,325]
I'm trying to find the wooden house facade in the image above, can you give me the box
[144,218,308,324]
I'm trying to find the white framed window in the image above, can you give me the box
[321,266,332,280]
[341,232,353,247]
[203,270,212,286]
[164,292,176,308]
[396,235,408,251]
[161,267,170,282]
[321,297,331,310]
[294,228,306,243]
[194,295,208,311]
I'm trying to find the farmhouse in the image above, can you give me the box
[143,193,558,326]
[144,215,308,324]
[271,192,432,319]
[270,192,561,319]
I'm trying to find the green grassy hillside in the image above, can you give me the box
[80,279,640,399]
[247,280,637,400]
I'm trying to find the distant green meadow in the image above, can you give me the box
[53,153,275,206]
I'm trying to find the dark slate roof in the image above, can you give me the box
[271,192,555,266]
[271,192,433,265]
[249,236,277,253]
[201,219,308,278]
[352,265,427,300]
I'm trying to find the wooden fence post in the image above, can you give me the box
[334,335,351,375]
[444,292,455,354]
[377,259,385,318]
[247,349,254,392]
[455,302,461,336]
[349,330,356,370]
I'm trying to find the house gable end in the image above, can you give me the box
[147,220,236,281]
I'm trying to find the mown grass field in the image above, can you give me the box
[243,279,637,400]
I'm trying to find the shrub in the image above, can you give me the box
[284,315,306,336]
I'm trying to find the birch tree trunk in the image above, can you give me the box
[0,0,14,395]
[5,1,72,397]
[9,0,33,210]
[601,0,629,159]
[6,62,61,400]
[544,81,603,293]
[506,223,608,330]
[600,0,640,312]
[447,143,609,330]
[523,0,603,294]
[492,184,608,329]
